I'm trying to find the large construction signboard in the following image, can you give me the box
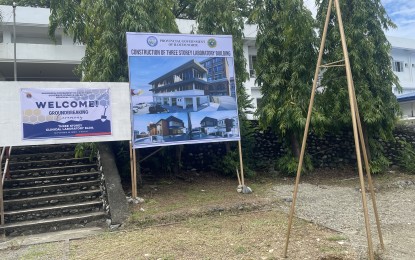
[127,33,240,149]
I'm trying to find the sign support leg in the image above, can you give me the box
[238,140,245,187]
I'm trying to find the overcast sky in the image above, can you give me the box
[303,0,415,39]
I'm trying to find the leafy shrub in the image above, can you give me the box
[275,151,313,176]
[397,140,415,174]
[75,142,97,161]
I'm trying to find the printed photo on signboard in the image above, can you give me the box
[127,33,240,149]
[20,88,111,139]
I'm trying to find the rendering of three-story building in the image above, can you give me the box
[148,57,232,112]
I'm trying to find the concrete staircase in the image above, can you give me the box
[1,144,106,236]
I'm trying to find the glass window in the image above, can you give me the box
[393,61,404,72]
[249,55,257,77]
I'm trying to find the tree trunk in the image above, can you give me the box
[362,123,372,161]
[290,133,301,159]
[174,145,183,175]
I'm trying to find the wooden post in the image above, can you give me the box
[132,148,138,199]
[283,0,381,259]
[237,140,245,187]
[129,141,136,199]
[334,0,374,258]
[351,81,385,249]
[283,0,333,257]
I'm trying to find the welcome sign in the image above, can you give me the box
[20,88,112,139]
[127,33,241,149]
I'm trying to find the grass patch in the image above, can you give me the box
[234,245,247,254]
[327,234,348,241]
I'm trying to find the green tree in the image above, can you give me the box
[172,0,198,19]
[196,0,252,117]
[48,0,178,82]
[251,0,317,173]
[195,0,257,175]
[316,0,401,171]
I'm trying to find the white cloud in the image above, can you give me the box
[381,0,415,39]
[302,0,415,40]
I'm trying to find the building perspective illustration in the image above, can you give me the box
[200,115,239,138]
[148,57,235,113]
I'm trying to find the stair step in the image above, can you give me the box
[4,190,102,211]
[9,164,98,179]
[3,180,101,199]
[4,201,103,223]
[10,144,77,155]
[0,212,106,236]
[9,157,94,170]
[4,171,100,188]
[6,201,102,215]
[9,151,77,162]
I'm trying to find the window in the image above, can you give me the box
[256,98,262,108]
[393,61,404,72]
[249,55,257,77]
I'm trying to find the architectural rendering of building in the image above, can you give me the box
[200,115,239,137]
[200,116,218,135]
[200,57,231,96]
[149,59,210,112]
[148,116,185,136]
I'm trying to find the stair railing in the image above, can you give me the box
[0,146,12,230]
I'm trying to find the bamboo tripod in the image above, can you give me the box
[283,0,384,259]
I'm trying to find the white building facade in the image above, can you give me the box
[1,5,414,119]
[0,5,84,81]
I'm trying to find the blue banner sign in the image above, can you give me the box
[21,88,112,139]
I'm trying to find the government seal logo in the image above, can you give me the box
[147,36,158,47]
[207,38,217,48]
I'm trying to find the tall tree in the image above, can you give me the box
[172,0,198,19]
[195,0,256,175]
[196,0,252,117]
[251,0,317,172]
[48,0,178,82]
[315,0,401,171]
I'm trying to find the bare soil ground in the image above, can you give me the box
[1,168,414,259]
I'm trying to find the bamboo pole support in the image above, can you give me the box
[351,81,385,249]
[129,141,135,198]
[283,0,333,257]
[237,140,245,187]
[236,168,242,186]
[132,147,138,199]
[334,0,375,258]
[284,0,381,258]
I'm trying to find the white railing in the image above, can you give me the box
[0,146,12,231]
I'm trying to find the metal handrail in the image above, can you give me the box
[1,146,12,233]
[1,146,12,185]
